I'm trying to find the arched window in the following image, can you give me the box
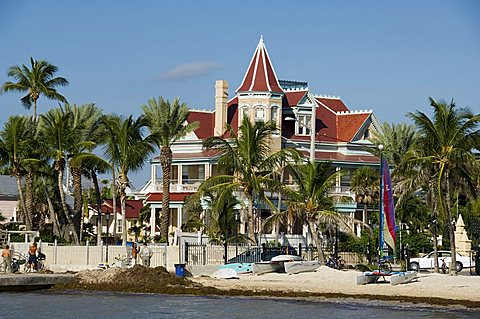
[255,107,265,121]
[271,106,278,125]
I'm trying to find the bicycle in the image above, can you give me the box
[378,256,393,272]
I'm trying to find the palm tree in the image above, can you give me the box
[99,114,154,245]
[0,116,37,229]
[350,166,379,225]
[270,161,362,263]
[38,106,79,243]
[1,57,69,119]
[371,122,417,168]
[202,117,299,241]
[64,104,103,236]
[407,98,480,274]
[142,97,199,242]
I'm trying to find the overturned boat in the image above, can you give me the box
[253,254,303,275]
[284,260,321,274]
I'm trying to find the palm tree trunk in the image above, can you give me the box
[247,193,255,242]
[33,98,37,121]
[118,173,128,246]
[24,171,35,230]
[57,161,79,244]
[15,174,30,230]
[445,169,457,275]
[308,219,325,264]
[160,147,172,243]
[431,188,439,273]
[111,167,117,242]
[71,166,83,236]
[121,188,127,246]
[41,176,60,238]
[91,170,103,245]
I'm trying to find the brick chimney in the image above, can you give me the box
[214,80,228,136]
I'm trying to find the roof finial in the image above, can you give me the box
[259,35,264,44]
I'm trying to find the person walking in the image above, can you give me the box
[139,243,153,267]
[2,244,12,273]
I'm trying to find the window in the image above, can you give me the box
[242,106,249,119]
[255,107,265,121]
[363,129,370,140]
[296,114,311,136]
[182,164,205,184]
[117,220,123,233]
[271,107,278,125]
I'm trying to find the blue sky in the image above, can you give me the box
[1,0,479,186]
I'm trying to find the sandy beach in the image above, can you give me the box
[55,265,480,309]
[191,266,480,304]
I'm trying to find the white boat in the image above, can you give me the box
[390,271,417,285]
[213,268,239,279]
[356,270,417,285]
[253,255,303,275]
[284,260,321,274]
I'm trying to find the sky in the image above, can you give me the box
[1,0,479,187]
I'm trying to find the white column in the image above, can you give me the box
[149,206,156,237]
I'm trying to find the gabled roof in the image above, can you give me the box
[236,36,283,93]
[315,96,349,113]
[102,199,143,219]
[336,112,371,142]
[187,111,214,139]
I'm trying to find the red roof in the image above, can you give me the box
[336,113,371,142]
[315,97,349,113]
[285,90,307,106]
[236,37,283,93]
[102,199,143,219]
[187,111,214,139]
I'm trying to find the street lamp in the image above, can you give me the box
[97,209,102,262]
[97,205,102,246]
[235,210,240,262]
[105,210,111,263]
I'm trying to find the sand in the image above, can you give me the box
[55,265,480,309]
[190,266,480,308]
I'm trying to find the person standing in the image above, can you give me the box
[131,243,139,265]
[2,244,12,273]
[139,243,152,267]
[27,242,38,272]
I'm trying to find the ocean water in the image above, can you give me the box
[0,291,477,319]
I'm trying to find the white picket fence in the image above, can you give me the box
[10,241,177,270]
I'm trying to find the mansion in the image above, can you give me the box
[135,37,380,241]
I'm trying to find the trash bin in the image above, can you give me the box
[475,253,480,275]
[174,263,186,277]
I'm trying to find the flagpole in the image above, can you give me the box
[378,144,384,263]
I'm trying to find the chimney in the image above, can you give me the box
[214,80,228,136]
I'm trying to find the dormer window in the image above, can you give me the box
[296,114,311,136]
[363,128,370,140]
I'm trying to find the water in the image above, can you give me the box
[0,291,477,318]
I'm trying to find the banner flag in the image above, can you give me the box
[382,157,396,251]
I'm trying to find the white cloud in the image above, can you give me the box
[156,61,220,80]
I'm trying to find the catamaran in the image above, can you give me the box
[356,155,417,285]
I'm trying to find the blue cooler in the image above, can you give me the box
[174,263,186,277]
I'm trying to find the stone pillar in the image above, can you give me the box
[455,214,472,254]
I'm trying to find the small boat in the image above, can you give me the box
[390,271,417,285]
[356,270,417,285]
[253,254,303,275]
[284,260,321,274]
[217,263,252,274]
[213,268,239,279]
